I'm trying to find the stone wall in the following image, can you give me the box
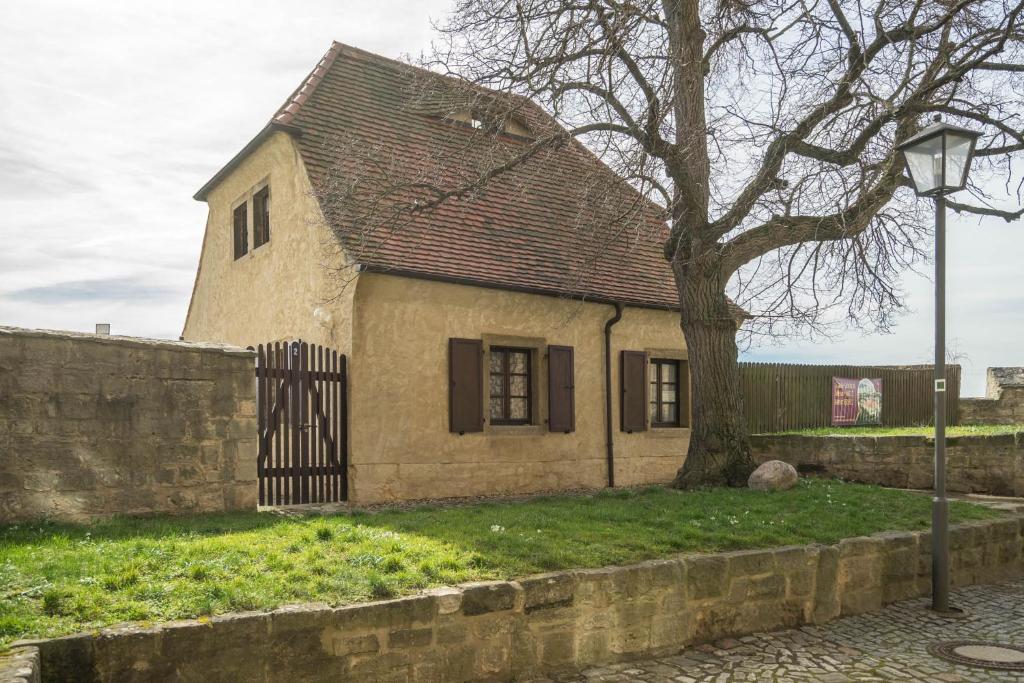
[15,515,1024,683]
[961,367,1024,425]
[0,647,39,683]
[0,327,257,523]
[751,433,1024,496]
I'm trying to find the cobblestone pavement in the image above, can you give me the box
[539,579,1024,682]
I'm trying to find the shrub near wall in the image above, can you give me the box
[13,515,1024,683]
[752,433,1024,497]
[0,327,257,523]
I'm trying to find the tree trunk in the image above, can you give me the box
[663,0,752,487]
[671,271,755,489]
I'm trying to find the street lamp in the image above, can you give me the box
[897,115,980,614]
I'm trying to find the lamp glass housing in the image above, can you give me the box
[898,123,979,197]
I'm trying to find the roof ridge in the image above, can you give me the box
[272,42,345,126]
[328,41,439,81]
[328,41,541,112]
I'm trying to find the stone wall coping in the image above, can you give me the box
[751,432,1022,444]
[990,367,1024,389]
[0,325,253,358]
[12,512,1021,657]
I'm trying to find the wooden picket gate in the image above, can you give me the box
[255,341,348,505]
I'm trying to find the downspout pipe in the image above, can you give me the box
[604,302,624,488]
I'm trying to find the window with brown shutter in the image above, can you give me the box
[253,186,270,248]
[232,203,248,260]
[620,350,648,432]
[449,338,484,434]
[649,359,682,427]
[488,347,532,425]
[547,345,575,433]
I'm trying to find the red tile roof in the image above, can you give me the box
[199,42,686,310]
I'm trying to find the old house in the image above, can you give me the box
[183,42,727,504]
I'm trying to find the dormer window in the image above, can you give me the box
[448,109,531,138]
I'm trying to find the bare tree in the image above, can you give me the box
[316,1,1024,487]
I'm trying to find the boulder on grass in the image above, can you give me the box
[748,460,799,492]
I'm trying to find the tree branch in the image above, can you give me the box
[947,199,1024,221]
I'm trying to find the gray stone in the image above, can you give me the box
[0,647,40,683]
[748,460,799,492]
[461,581,520,616]
[520,573,576,612]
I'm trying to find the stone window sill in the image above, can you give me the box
[486,424,546,436]
[647,426,691,438]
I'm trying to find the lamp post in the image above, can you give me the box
[897,115,980,614]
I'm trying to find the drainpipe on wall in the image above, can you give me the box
[604,302,624,488]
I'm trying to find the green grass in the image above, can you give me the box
[776,424,1024,437]
[0,480,999,647]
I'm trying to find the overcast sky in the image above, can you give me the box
[1,1,1020,395]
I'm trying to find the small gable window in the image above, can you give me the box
[232,203,248,260]
[253,186,271,248]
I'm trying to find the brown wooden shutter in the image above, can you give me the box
[233,203,248,259]
[449,338,483,434]
[252,194,264,248]
[253,186,270,247]
[620,350,648,432]
[547,345,575,433]
[679,360,691,427]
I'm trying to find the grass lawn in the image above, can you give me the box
[776,424,1024,437]
[0,480,1000,647]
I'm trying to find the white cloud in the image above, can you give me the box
[0,0,450,338]
[0,0,1020,396]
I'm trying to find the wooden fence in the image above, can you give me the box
[739,363,961,433]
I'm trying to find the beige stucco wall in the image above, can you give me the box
[181,131,354,354]
[347,273,690,503]
[181,133,693,504]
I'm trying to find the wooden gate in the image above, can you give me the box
[255,341,348,505]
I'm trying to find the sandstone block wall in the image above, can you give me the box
[961,367,1024,425]
[752,433,1024,497]
[0,327,257,523]
[16,515,1023,682]
[0,647,39,683]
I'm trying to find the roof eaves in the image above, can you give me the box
[193,42,344,203]
[192,122,303,201]
[354,263,680,312]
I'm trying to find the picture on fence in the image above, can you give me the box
[831,377,883,426]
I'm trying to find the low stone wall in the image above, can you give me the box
[0,327,257,523]
[961,367,1024,425]
[752,433,1024,496]
[0,647,40,683]
[15,515,1023,683]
